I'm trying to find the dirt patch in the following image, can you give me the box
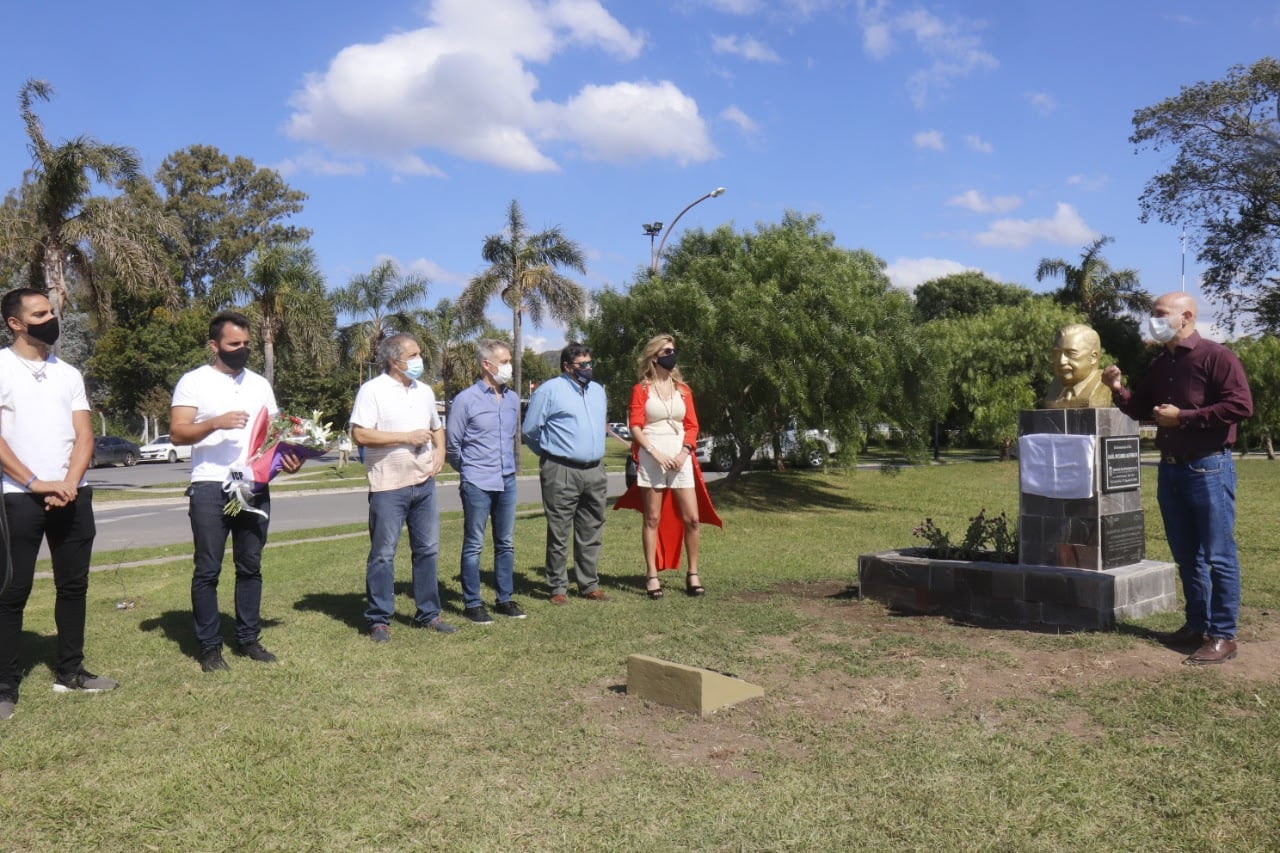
[582,580,1280,778]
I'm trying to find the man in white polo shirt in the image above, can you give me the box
[350,333,455,641]
[0,288,118,721]
[171,310,301,673]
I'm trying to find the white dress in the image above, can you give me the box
[636,384,694,489]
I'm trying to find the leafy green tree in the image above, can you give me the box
[227,243,329,385]
[582,212,939,484]
[1230,334,1280,459]
[520,347,558,391]
[1036,235,1151,378]
[333,258,428,382]
[461,199,587,466]
[929,300,1088,458]
[155,144,310,301]
[0,79,182,326]
[913,272,1031,322]
[86,303,209,417]
[1132,57,1280,330]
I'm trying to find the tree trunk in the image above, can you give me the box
[263,329,276,386]
[1267,433,1275,461]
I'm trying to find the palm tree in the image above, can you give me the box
[419,298,484,404]
[1036,236,1152,322]
[0,79,182,326]
[230,242,326,384]
[332,259,428,382]
[460,200,587,466]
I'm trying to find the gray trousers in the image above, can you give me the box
[539,459,608,594]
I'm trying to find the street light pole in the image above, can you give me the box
[649,187,726,273]
[642,222,663,271]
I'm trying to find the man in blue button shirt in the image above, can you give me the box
[446,340,524,623]
[522,342,610,604]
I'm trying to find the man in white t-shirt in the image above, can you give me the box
[170,311,301,673]
[350,333,454,641]
[0,288,118,721]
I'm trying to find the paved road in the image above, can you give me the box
[90,471,635,552]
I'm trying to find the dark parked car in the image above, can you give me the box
[92,435,140,468]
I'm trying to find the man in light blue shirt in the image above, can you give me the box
[522,342,609,604]
[446,340,524,623]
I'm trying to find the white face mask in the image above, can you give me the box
[1147,315,1178,344]
[492,362,513,385]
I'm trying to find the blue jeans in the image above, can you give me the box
[1157,450,1241,638]
[366,480,441,627]
[459,475,517,608]
[188,481,269,650]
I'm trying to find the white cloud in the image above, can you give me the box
[711,33,782,63]
[975,202,1098,249]
[856,2,998,107]
[403,257,467,288]
[948,189,1020,214]
[884,257,978,292]
[272,149,367,177]
[964,133,992,154]
[1027,91,1057,116]
[285,0,713,174]
[913,129,945,151]
[720,105,759,135]
[1066,173,1110,191]
[703,0,762,13]
[547,81,715,165]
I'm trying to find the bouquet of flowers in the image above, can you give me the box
[224,408,336,517]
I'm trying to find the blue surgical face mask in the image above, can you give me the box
[403,356,425,380]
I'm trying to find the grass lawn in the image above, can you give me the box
[3,460,1279,850]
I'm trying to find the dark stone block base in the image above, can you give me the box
[859,549,1177,630]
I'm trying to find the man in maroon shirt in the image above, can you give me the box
[1102,292,1253,665]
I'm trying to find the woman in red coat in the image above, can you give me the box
[616,333,720,598]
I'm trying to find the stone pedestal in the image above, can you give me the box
[858,550,1177,630]
[1018,408,1144,571]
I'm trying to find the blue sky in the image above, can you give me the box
[3,0,1278,348]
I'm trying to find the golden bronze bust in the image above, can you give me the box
[1042,323,1114,409]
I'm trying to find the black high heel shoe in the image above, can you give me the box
[685,573,705,596]
[645,575,664,599]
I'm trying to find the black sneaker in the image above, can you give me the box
[463,605,494,625]
[493,600,527,619]
[235,641,278,663]
[199,648,231,673]
[52,669,120,693]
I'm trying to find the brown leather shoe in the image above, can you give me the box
[1184,637,1238,665]
[549,593,568,606]
[580,589,610,601]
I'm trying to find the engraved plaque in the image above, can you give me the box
[1101,436,1141,493]
[1102,511,1145,568]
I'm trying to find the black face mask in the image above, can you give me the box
[219,347,251,372]
[25,317,60,346]
[571,367,593,385]
[655,353,678,371]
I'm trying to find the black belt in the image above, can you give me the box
[1160,448,1226,465]
[541,453,601,470]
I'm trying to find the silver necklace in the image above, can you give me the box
[14,352,49,382]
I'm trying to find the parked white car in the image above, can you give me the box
[139,434,192,464]
[696,429,838,471]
